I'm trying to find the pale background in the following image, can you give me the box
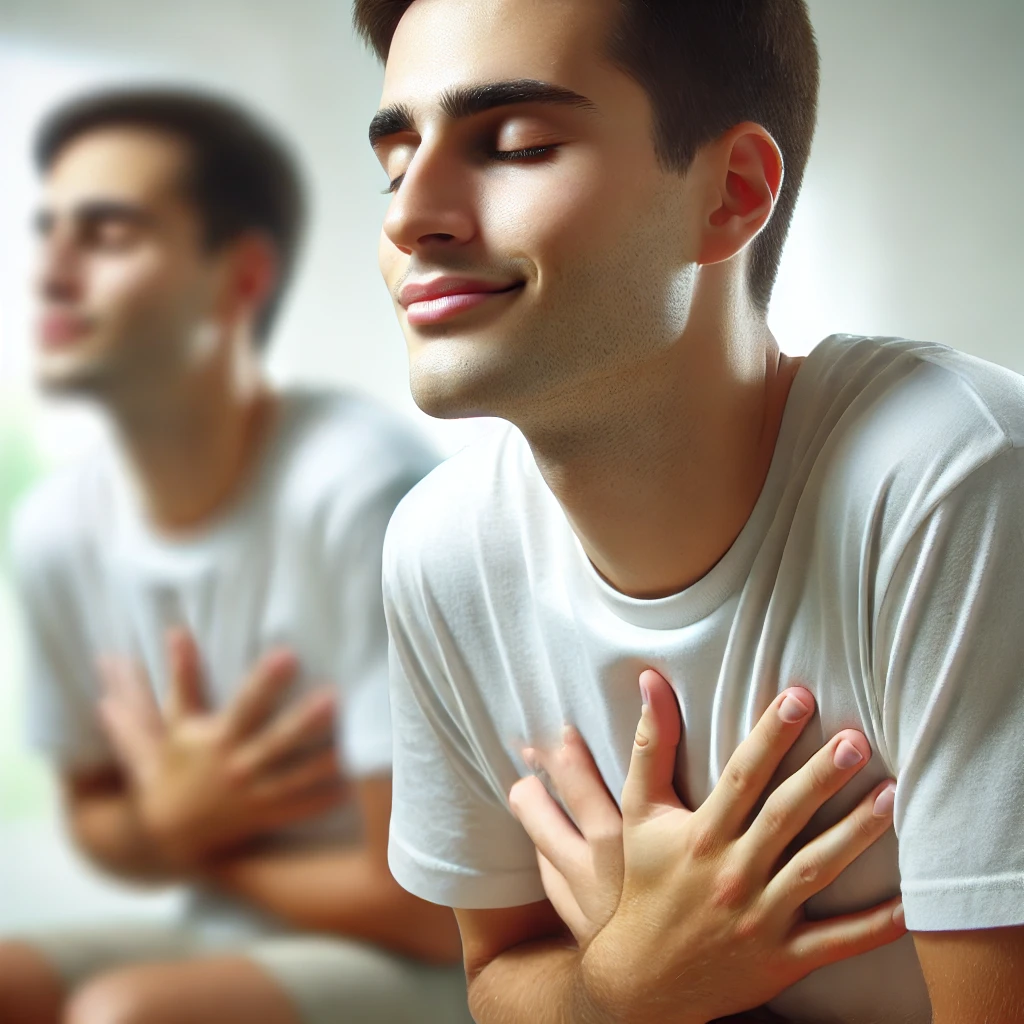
[1,0,1021,931]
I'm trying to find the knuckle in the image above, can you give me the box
[805,754,835,792]
[507,778,536,816]
[854,808,879,841]
[711,867,750,911]
[732,909,763,944]
[797,856,821,889]
[721,760,753,799]
[756,798,789,839]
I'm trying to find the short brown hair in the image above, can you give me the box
[353,0,819,311]
[36,87,307,347]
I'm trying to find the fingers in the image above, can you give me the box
[536,851,590,941]
[97,656,163,738]
[97,692,158,778]
[230,688,336,777]
[250,749,345,805]
[223,649,300,740]
[521,727,621,842]
[620,670,684,823]
[786,894,906,974]
[509,774,588,878]
[766,780,897,909]
[164,629,207,720]
[738,729,874,870]
[698,687,816,837]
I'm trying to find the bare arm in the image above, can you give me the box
[460,905,783,1024]
[62,765,178,884]
[914,927,1024,1024]
[461,677,903,1024]
[206,775,463,964]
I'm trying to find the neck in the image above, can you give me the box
[104,349,276,534]
[524,315,801,600]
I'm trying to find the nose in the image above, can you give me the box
[36,224,82,304]
[382,143,477,256]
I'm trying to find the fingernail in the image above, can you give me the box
[639,678,651,709]
[892,901,905,928]
[779,693,811,723]
[561,724,579,746]
[522,748,538,771]
[873,783,896,817]
[834,740,864,769]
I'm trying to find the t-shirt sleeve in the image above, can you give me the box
[9,506,113,769]
[877,443,1024,931]
[382,522,547,910]
[325,465,433,779]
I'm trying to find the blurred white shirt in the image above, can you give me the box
[10,386,438,940]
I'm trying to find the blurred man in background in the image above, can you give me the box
[0,87,470,1024]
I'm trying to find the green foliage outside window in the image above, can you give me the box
[0,415,51,822]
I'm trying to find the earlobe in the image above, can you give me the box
[698,126,784,266]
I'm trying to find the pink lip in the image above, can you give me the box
[399,277,524,327]
[39,313,91,349]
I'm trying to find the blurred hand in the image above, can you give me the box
[511,670,904,1024]
[98,629,346,870]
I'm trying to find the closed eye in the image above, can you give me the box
[492,145,556,161]
[381,145,558,195]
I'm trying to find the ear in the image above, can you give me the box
[696,123,784,267]
[221,232,279,333]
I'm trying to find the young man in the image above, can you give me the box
[356,1,1024,1022]
[0,88,472,1024]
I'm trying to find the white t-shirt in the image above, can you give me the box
[10,387,438,939]
[382,336,1024,1024]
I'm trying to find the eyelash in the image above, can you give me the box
[381,145,556,195]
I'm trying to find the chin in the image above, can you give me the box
[36,350,115,398]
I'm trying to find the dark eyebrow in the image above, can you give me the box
[368,79,597,149]
[33,200,153,236]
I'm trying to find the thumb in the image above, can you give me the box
[165,629,206,720]
[620,669,685,822]
[98,695,156,779]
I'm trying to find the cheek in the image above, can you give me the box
[479,150,655,269]
[89,250,172,320]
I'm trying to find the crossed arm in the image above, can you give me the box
[455,672,1024,1023]
[63,631,461,964]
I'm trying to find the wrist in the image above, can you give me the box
[133,797,206,874]
[578,923,708,1024]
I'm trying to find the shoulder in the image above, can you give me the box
[9,452,113,586]
[809,335,1021,491]
[383,422,539,604]
[272,387,441,523]
[798,335,1024,577]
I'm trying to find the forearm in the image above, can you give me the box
[466,937,596,1024]
[206,844,463,963]
[66,790,179,885]
[470,941,782,1024]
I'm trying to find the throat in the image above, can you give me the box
[531,353,802,601]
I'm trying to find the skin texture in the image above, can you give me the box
[373,0,1024,1019]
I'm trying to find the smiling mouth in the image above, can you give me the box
[405,283,525,327]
